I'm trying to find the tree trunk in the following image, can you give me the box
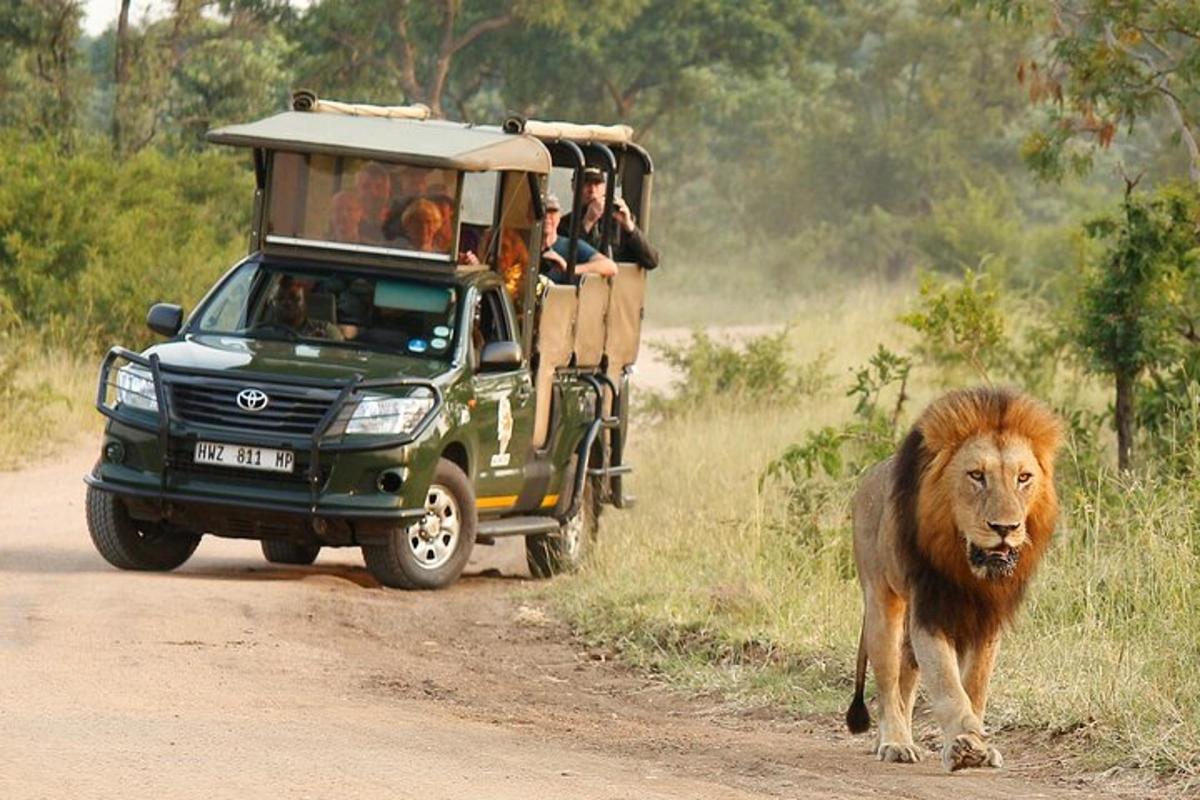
[111,0,132,153]
[1115,369,1135,472]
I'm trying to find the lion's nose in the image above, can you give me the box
[987,521,1020,538]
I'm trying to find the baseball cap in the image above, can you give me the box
[544,192,562,212]
[580,166,606,183]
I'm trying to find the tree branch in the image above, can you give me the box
[448,13,512,57]
[390,2,422,102]
[1157,84,1200,183]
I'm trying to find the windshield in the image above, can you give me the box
[193,263,458,359]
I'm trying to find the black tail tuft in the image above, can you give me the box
[846,693,871,734]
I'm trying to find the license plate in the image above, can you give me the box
[193,441,295,474]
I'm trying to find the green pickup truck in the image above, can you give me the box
[84,94,652,589]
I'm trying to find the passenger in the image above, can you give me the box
[399,198,444,252]
[429,192,456,252]
[541,193,617,285]
[557,166,659,270]
[354,163,391,241]
[381,168,433,244]
[270,276,343,341]
[328,191,365,242]
[478,227,530,300]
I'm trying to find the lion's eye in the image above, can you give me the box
[967,470,986,485]
[1017,472,1033,485]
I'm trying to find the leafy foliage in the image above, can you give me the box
[0,135,251,348]
[645,329,830,417]
[761,345,911,527]
[900,268,1011,383]
[969,0,1200,182]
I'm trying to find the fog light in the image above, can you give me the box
[376,469,406,493]
[104,440,126,464]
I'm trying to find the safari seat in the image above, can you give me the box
[603,264,646,388]
[532,285,578,449]
[573,274,611,370]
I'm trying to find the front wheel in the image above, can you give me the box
[86,485,200,571]
[526,478,598,578]
[362,458,476,590]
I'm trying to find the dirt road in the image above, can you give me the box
[0,443,1136,799]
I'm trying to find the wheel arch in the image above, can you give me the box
[441,439,471,479]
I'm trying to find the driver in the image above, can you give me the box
[270,276,343,340]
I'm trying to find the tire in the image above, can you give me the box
[261,540,321,565]
[86,485,200,571]
[362,458,476,590]
[526,477,599,579]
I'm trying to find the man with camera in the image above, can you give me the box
[557,166,660,270]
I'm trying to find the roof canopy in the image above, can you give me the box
[207,111,551,174]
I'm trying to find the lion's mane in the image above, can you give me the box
[892,387,1062,644]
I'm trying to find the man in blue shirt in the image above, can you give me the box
[540,193,617,285]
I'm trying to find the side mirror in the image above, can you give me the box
[479,340,522,371]
[146,303,184,337]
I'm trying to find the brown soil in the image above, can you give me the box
[0,441,1151,799]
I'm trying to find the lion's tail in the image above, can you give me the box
[845,620,871,734]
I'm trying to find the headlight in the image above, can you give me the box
[116,364,159,412]
[345,390,434,435]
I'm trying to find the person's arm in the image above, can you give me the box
[579,252,618,277]
[611,198,659,269]
[615,225,660,270]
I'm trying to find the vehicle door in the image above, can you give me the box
[470,286,535,511]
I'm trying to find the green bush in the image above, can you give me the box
[645,329,831,417]
[0,133,252,350]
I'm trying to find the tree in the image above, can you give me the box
[112,0,132,152]
[290,0,595,118]
[499,0,809,134]
[1073,180,1200,470]
[103,0,293,154]
[970,1,1200,183]
[0,0,87,143]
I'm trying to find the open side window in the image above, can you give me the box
[471,287,518,367]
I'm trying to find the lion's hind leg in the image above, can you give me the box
[864,587,922,763]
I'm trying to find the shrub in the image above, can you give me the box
[645,329,831,417]
[0,133,252,350]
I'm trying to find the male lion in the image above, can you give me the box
[846,386,1062,771]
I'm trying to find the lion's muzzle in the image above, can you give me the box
[968,541,1020,578]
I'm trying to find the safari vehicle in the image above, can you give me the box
[84,92,654,589]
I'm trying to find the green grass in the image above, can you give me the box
[541,285,1200,791]
[0,344,99,470]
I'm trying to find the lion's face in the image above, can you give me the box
[945,433,1044,580]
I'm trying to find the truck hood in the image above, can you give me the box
[146,334,451,384]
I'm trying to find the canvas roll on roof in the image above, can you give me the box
[207,111,551,174]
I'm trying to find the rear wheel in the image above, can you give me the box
[261,540,321,565]
[86,485,200,571]
[526,478,598,579]
[362,458,476,590]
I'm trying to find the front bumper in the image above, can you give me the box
[90,347,446,544]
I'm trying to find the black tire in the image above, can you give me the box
[362,458,476,590]
[86,485,200,571]
[527,478,599,579]
[261,540,321,565]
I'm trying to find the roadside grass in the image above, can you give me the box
[540,287,1200,791]
[0,344,99,470]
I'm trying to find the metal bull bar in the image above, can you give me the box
[95,346,444,511]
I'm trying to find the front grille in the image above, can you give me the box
[170,381,336,436]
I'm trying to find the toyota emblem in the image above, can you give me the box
[236,388,269,412]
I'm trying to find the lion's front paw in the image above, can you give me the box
[877,742,923,763]
[942,733,1003,771]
